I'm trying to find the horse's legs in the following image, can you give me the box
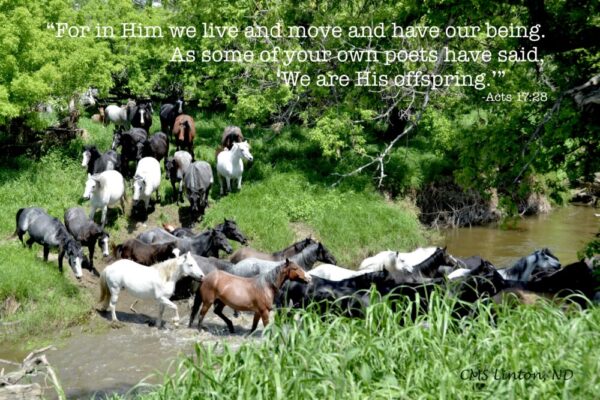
[157,303,165,328]
[17,230,25,245]
[57,249,64,272]
[43,245,50,262]
[188,290,202,328]
[237,176,242,191]
[158,296,180,327]
[250,312,261,334]
[213,301,234,333]
[26,237,35,249]
[225,177,231,194]
[109,289,120,322]
[260,309,270,328]
[101,206,108,227]
[196,301,212,330]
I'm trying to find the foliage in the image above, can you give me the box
[129,295,600,399]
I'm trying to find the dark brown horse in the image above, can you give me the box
[229,237,315,263]
[113,239,178,266]
[172,114,195,157]
[192,258,311,334]
[215,125,244,158]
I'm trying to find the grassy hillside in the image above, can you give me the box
[0,113,426,344]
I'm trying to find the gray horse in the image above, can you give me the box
[15,207,85,279]
[183,161,213,221]
[64,207,109,275]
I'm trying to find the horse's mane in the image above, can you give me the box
[154,257,179,282]
[411,247,445,274]
[257,261,288,290]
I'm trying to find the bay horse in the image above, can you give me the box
[99,250,204,327]
[172,114,195,156]
[191,259,311,334]
[113,239,178,266]
[229,237,315,263]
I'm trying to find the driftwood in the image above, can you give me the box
[0,346,64,400]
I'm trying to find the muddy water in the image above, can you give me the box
[1,297,263,399]
[439,205,598,266]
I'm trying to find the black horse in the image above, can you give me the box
[165,218,248,245]
[130,102,153,132]
[143,132,169,162]
[81,145,121,175]
[112,127,148,177]
[64,207,109,275]
[15,208,87,279]
[160,98,184,133]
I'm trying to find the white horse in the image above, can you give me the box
[132,157,162,212]
[308,264,371,281]
[105,100,135,128]
[358,251,398,272]
[82,170,126,226]
[216,141,253,195]
[98,250,204,327]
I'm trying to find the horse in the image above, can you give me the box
[98,250,204,327]
[164,150,193,203]
[160,99,184,133]
[230,237,316,263]
[276,269,391,317]
[112,127,148,178]
[130,102,153,132]
[172,114,195,156]
[82,170,126,227]
[64,207,109,275]
[91,107,105,124]
[308,264,372,281]
[105,101,135,128]
[228,242,337,275]
[113,239,178,266]
[132,157,162,217]
[222,126,244,150]
[450,249,561,282]
[81,145,121,175]
[136,228,232,257]
[359,251,398,272]
[142,132,169,162]
[15,208,85,279]
[217,141,253,195]
[191,259,311,333]
[183,161,213,221]
[164,218,248,245]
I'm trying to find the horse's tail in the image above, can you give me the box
[12,208,25,237]
[112,243,123,259]
[98,270,109,306]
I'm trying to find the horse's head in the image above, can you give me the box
[188,190,203,215]
[211,229,233,254]
[65,239,84,280]
[175,98,184,114]
[537,248,561,271]
[179,251,204,281]
[221,218,248,245]
[283,259,311,284]
[98,231,110,257]
[81,146,95,167]
[234,141,253,162]
[82,174,99,200]
[164,157,175,178]
[111,128,123,150]
[132,175,146,202]
[317,242,337,265]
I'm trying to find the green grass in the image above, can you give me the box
[124,295,600,399]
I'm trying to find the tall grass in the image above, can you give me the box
[131,296,600,399]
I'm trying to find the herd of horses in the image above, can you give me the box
[12,97,600,335]
[14,199,600,334]
[85,98,251,224]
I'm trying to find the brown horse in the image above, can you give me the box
[214,125,244,159]
[113,239,178,266]
[193,259,311,334]
[172,114,195,157]
[229,237,316,263]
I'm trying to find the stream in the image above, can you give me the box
[1,205,597,399]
